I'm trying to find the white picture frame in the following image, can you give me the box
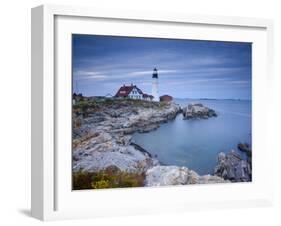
[31,4,274,221]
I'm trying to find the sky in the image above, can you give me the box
[72,34,252,100]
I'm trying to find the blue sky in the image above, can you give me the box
[72,34,252,100]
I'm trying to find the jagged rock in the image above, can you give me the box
[92,132,112,144]
[137,124,159,133]
[214,150,251,182]
[237,142,252,156]
[84,112,106,123]
[115,135,132,145]
[182,103,217,119]
[145,165,226,186]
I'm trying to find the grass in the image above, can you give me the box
[73,167,145,190]
[73,98,169,117]
[73,99,100,117]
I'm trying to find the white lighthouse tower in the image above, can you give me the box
[152,68,159,101]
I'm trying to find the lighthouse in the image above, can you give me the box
[152,68,159,101]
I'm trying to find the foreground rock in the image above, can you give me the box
[214,150,252,182]
[182,103,217,119]
[237,142,252,157]
[73,99,180,173]
[73,138,158,173]
[145,165,226,186]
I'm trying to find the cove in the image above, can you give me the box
[132,99,252,175]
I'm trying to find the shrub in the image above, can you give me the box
[73,168,145,190]
[73,99,100,117]
[159,101,168,108]
[91,179,111,189]
[72,171,95,190]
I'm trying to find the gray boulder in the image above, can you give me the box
[145,165,226,186]
[73,144,158,173]
[214,150,252,182]
[182,103,217,120]
[237,142,252,157]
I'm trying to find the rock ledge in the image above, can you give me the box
[182,103,217,119]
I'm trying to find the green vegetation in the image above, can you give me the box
[73,167,145,190]
[73,97,169,118]
[73,99,100,117]
[159,101,168,108]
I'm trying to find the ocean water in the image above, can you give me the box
[132,99,252,175]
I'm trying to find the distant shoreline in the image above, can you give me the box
[72,93,252,102]
[174,98,252,101]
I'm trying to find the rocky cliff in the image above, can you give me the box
[73,99,180,174]
[72,98,228,188]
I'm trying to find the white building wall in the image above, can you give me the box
[128,88,143,99]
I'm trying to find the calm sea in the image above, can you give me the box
[132,99,252,175]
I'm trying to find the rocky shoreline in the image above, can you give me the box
[73,98,249,188]
[73,99,180,175]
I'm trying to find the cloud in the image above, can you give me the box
[74,68,180,82]
[72,35,251,99]
[74,70,108,79]
[228,80,250,84]
[188,57,226,66]
[161,78,232,86]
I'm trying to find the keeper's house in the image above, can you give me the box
[115,84,153,101]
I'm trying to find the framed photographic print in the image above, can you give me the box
[31,4,274,221]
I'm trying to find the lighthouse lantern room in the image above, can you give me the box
[152,68,159,101]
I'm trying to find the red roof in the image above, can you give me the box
[160,95,173,102]
[115,85,143,97]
